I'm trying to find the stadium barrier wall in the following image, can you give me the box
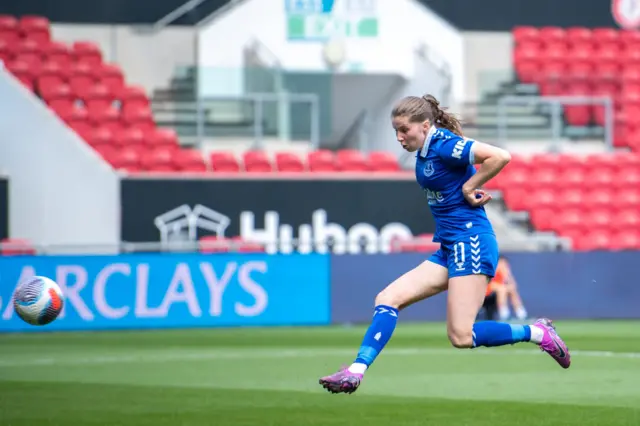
[119,176,435,254]
[330,252,640,323]
[0,176,7,240]
[0,67,120,250]
[0,253,330,332]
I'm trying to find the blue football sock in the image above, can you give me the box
[472,321,531,347]
[354,305,398,366]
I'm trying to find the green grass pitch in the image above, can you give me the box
[1,320,640,425]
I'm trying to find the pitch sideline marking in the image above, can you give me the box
[1,347,640,367]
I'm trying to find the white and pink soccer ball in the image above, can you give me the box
[13,276,64,326]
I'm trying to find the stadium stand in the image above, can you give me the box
[2,15,637,252]
[508,26,640,250]
[512,26,640,149]
[0,13,405,174]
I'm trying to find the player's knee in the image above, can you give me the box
[447,327,474,349]
[374,289,401,310]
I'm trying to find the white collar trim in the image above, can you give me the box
[419,126,437,158]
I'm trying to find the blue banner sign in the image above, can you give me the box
[330,252,640,323]
[0,253,330,332]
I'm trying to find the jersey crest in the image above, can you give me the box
[423,160,435,177]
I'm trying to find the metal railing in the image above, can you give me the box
[147,0,246,32]
[496,95,615,150]
[193,93,321,149]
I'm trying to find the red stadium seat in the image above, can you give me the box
[174,149,208,172]
[235,238,266,253]
[87,126,114,149]
[558,188,584,209]
[586,208,613,231]
[148,127,180,150]
[0,38,14,63]
[308,150,337,172]
[37,60,69,91]
[0,238,36,256]
[575,230,612,251]
[592,28,619,45]
[119,85,149,112]
[502,187,529,211]
[566,61,593,82]
[72,41,102,66]
[336,150,369,171]
[98,63,125,92]
[368,151,399,172]
[620,30,640,47]
[112,147,142,171]
[140,148,175,171]
[539,27,566,45]
[114,127,145,148]
[513,26,539,45]
[19,15,50,44]
[84,83,115,114]
[243,151,273,172]
[529,208,556,232]
[58,105,92,138]
[0,15,17,32]
[7,58,38,88]
[44,41,71,67]
[210,152,240,172]
[566,27,592,45]
[69,62,97,98]
[89,105,122,133]
[121,105,155,132]
[199,236,231,253]
[609,230,640,251]
[275,152,306,172]
[612,209,640,232]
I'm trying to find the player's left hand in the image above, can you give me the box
[463,187,492,207]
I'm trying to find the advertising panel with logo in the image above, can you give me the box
[120,177,435,254]
[0,176,7,240]
[0,253,330,332]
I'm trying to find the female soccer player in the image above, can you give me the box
[319,94,570,395]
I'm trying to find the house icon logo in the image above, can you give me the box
[154,204,231,243]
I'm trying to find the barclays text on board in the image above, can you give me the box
[0,254,330,332]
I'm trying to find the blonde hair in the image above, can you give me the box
[391,94,463,136]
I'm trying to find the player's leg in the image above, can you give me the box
[319,253,449,394]
[445,234,570,369]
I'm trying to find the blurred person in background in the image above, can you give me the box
[481,255,529,321]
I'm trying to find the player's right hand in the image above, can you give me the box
[463,188,492,207]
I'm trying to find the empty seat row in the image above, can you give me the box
[210,150,401,173]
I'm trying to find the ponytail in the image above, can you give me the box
[422,94,463,137]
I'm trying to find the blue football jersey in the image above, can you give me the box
[415,126,495,244]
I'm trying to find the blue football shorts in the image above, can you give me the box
[428,233,499,278]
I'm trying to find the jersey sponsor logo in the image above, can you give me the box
[154,204,231,243]
[451,140,467,160]
[612,0,640,29]
[424,189,444,205]
[154,204,413,254]
[423,160,435,177]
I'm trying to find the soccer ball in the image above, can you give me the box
[13,276,64,326]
